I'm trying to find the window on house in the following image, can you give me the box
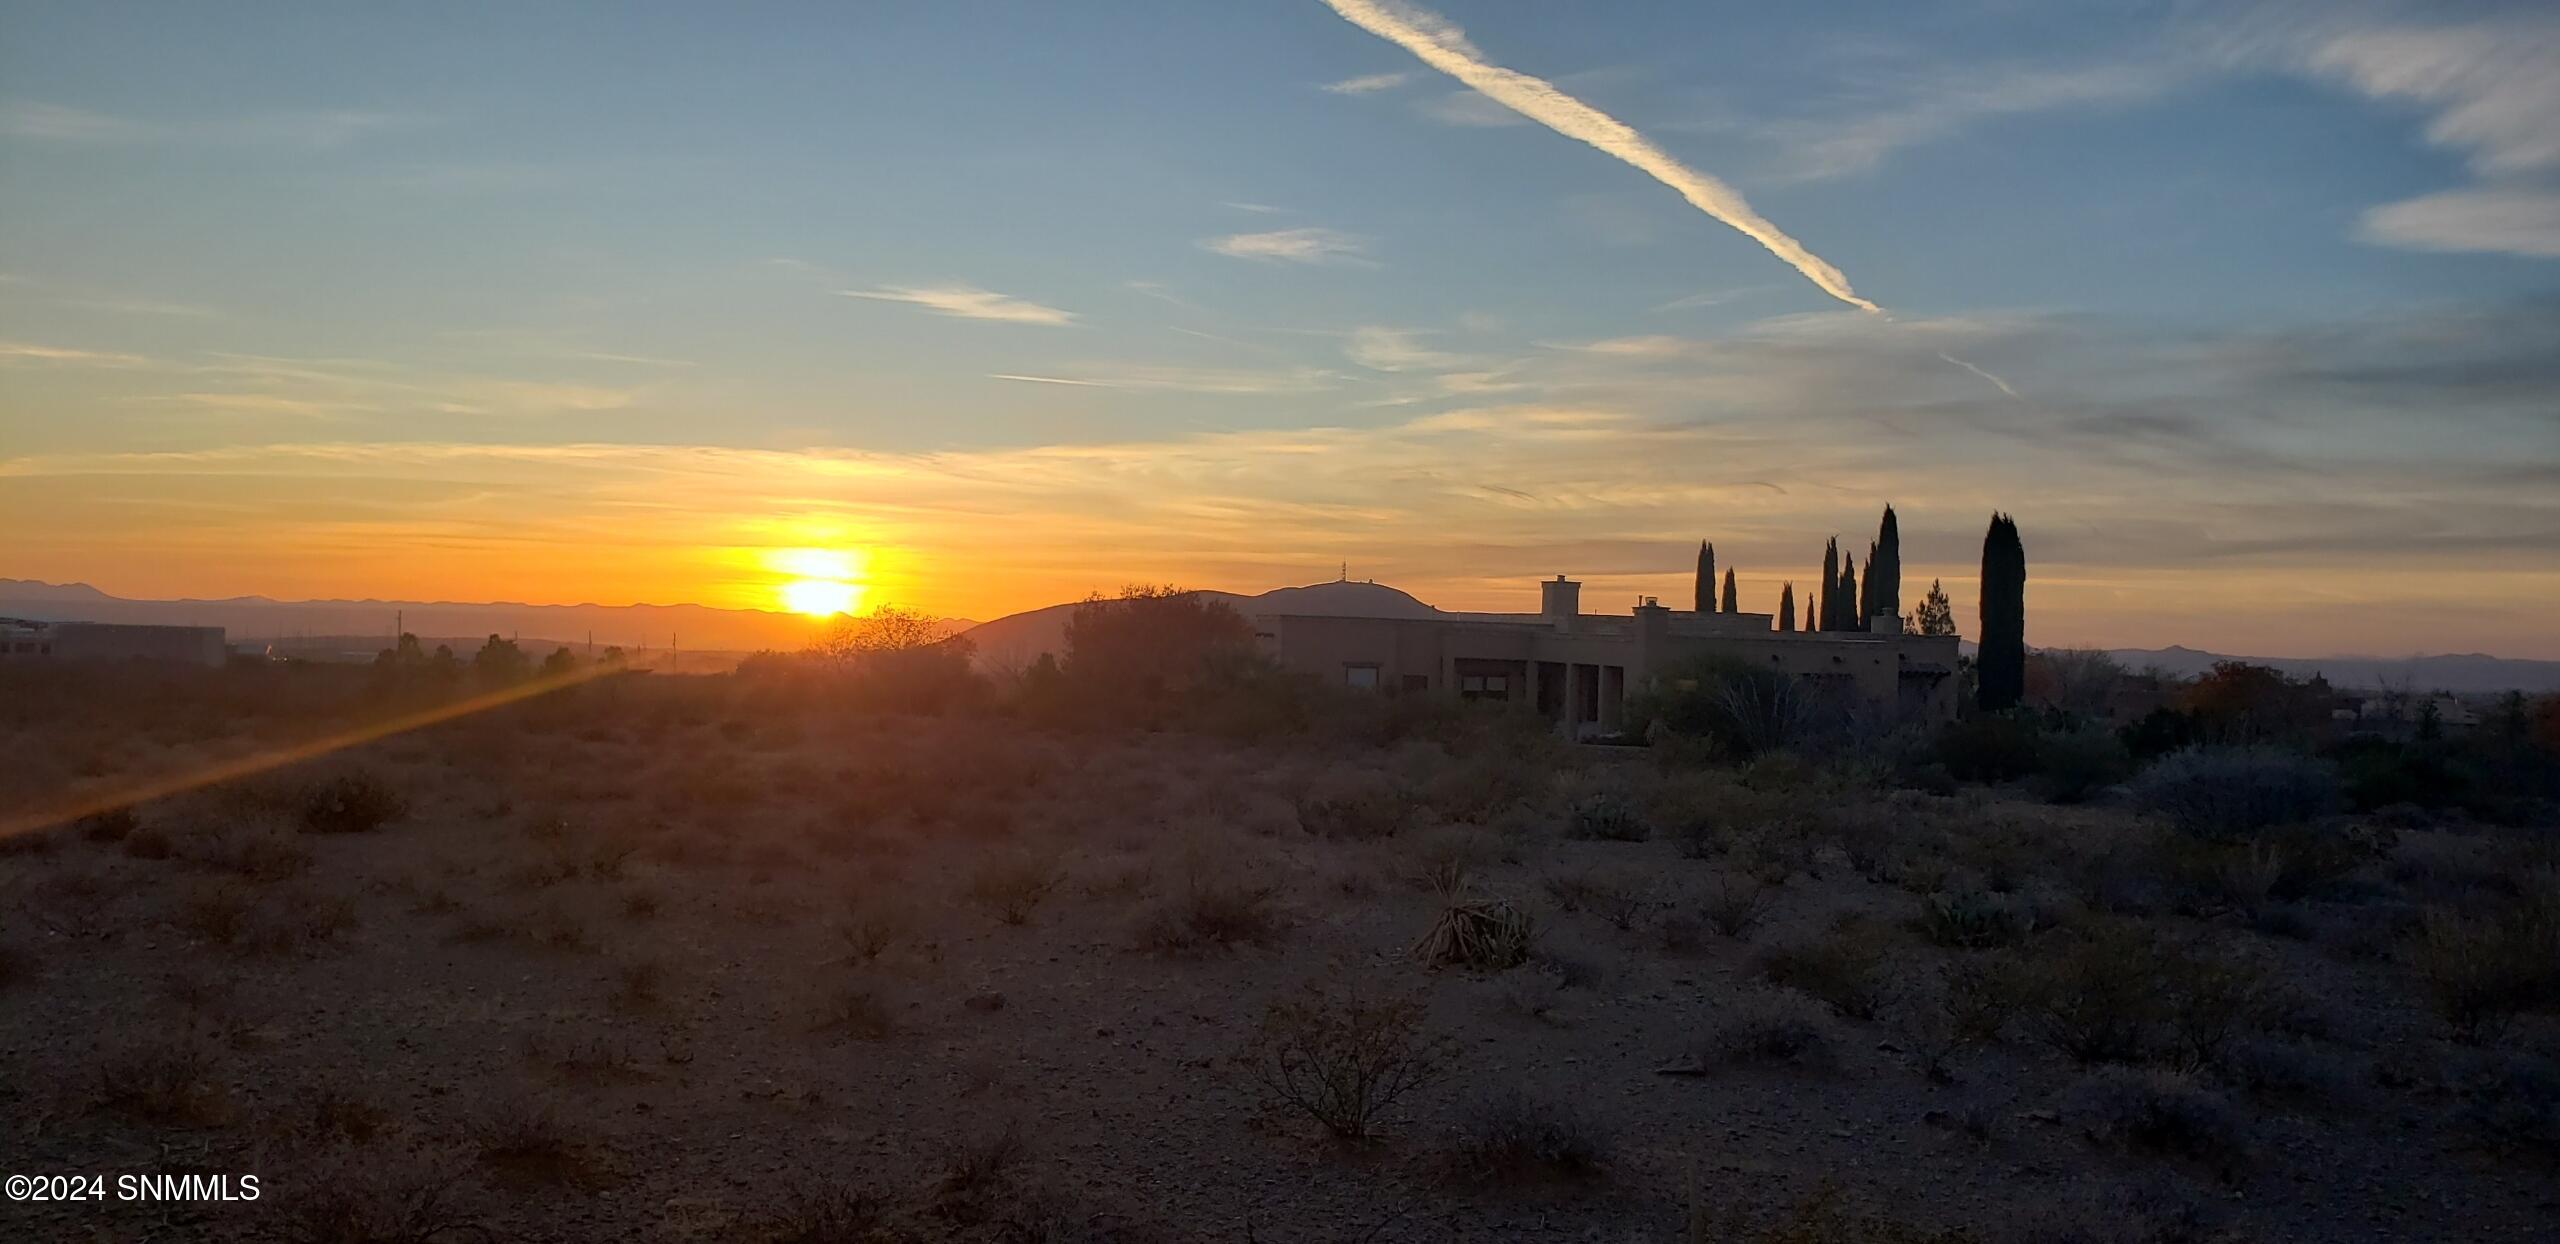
[1344,665,1379,689]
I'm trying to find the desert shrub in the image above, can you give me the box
[1699,875,1774,938]
[1412,890,1534,969]
[267,1146,480,1244]
[2159,946,2273,1073]
[1690,987,1836,1069]
[1492,966,1570,1025]
[2450,1051,2560,1157]
[2215,1036,2342,1103]
[241,885,358,956]
[2407,889,2560,1042]
[1446,1086,1611,1180]
[1135,874,1284,952]
[813,986,896,1041]
[1294,786,1415,840]
[2062,1068,2248,1176]
[1564,790,1650,842]
[2011,1176,2220,1244]
[92,1039,231,1127]
[299,770,409,835]
[2037,725,2133,803]
[471,1098,603,1187]
[1757,923,1892,1021]
[2022,927,2166,1064]
[78,806,140,842]
[1916,889,2041,949]
[188,828,315,882]
[179,884,255,946]
[1933,714,2044,783]
[756,1177,894,1244]
[833,901,912,963]
[1245,979,1457,1140]
[1942,955,2030,1045]
[1632,658,1814,759]
[1668,786,1801,859]
[2127,747,2340,841]
[965,853,1061,926]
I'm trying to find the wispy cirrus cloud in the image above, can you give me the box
[1749,58,2183,183]
[1,100,425,149]
[2222,8,2560,259]
[2360,188,2560,257]
[0,340,150,367]
[990,363,1340,394]
[1320,72,1412,95]
[1315,0,1880,312]
[836,284,1079,326]
[1344,326,1469,372]
[1200,227,1375,265]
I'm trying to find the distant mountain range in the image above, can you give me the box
[0,579,853,655]
[11,577,2555,693]
[2094,645,2560,696]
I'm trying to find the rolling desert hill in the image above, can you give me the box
[960,580,1438,671]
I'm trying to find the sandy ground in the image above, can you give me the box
[2,685,2555,1242]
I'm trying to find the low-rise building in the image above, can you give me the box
[0,617,228,667]
[1258,576,1959,737]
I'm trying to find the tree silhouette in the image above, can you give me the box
[1838,555,1859,632]
[1871,505,1902,624]
[1817,538,1839,632]
[1695,541,1715,613]
[1776,582,1796,632]
[1912,579,1956,636]
[1977,513,2027,711]
[1720,568,1738,614]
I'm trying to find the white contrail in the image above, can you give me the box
[1937,351,2020,400]
[1317,0,1880,313]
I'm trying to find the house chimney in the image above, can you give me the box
[1541,575,1581,632]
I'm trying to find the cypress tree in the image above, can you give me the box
[1873,505,1902,624]
[1805,596,1817,633]
[1720,568,1738,613]
[1695,541,1715,613]
[1817,538,1839,632]
[1839,555,1859,632]
[1978,512,2028,712]
[1860,541,1877,621]
[1776,582,1795,632]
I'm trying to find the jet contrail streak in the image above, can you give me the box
[1318,0,1881,313]
[1938,352,2021,400]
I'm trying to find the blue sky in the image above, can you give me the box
[3,1,2556,656]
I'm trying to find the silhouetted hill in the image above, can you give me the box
[961,580,1438,671]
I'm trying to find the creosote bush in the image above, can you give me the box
[1447,1086,1611,1180]
[1688,987,1836,1070]
[1135,873,1284,952]
[298,769,411,835]
[965,853,1062,926]
[1245,978,1457,1141]
[2062,1067,2249,1177]
[2127,746,2340,841]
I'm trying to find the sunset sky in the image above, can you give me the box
[4,1,2556,657]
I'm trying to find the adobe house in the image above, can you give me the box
[1256,575,1958,738]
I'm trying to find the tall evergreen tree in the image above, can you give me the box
[1978,513,2028,712]
[1805,596,1816,633]
[1817,538,1839,632]
[1776,582,1795,632]
[1872,505,1902,624]
[1695,541,1715,613]
[1860,541,1878,621]
[1720,568,1738,613]
[1838,555,1859,632]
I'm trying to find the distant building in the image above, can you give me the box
[1258,575,1960,738]
[0,617,227,667]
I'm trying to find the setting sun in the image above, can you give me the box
[780,577,862,617]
